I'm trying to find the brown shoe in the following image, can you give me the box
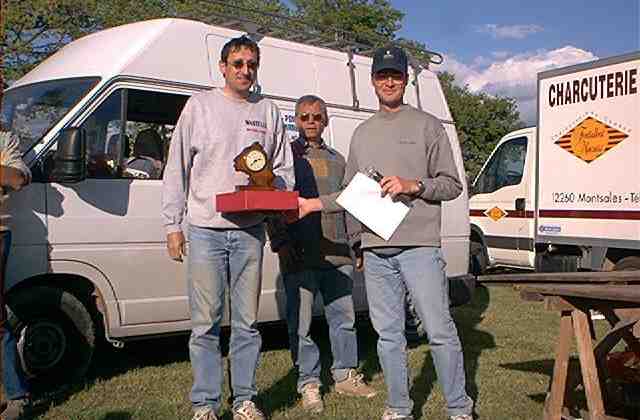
[334,369,377,398]
[1,398,31,420]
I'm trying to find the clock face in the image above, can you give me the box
[244,149,267,172]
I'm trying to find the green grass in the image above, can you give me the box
[28,286,610,419]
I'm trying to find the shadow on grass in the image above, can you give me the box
[99,412,133,420]
[30,286,495,420]
[257,315,380,416]
[408,284,496,419]
[499,357,639,419]
[30,323,292,418]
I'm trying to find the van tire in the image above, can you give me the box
[614,256,640,271]
[469,241,487,275]
[6,286,95,390]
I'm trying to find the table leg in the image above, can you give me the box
[545,311,573,420]
[573,309,606,419]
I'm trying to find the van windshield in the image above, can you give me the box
[1,77,99,155]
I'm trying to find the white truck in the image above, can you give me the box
[469,51,639,274]
[2,18,470,386]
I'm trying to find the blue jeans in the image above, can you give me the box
[284,265,358,391]
[364,247,473,417]
[187,224,265,412]
[1,230,29,400]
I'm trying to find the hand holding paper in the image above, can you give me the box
[336,172,410,241]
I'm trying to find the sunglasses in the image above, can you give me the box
[227,59,258,71]
[298,112,324,122]
[373,72,405,83]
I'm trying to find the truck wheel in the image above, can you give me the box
[6,286,95,390]
[469,241,487,275]
[614,256,640,271]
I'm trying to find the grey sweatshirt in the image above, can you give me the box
[1,130,31,232]
[162,89,294,233]
[320,105,462,248]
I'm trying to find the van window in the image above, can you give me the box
[82,90,123,178]
[474,136,527,194]
[76,88,189,180]
[122,89,189,180]
[1,78,99,155]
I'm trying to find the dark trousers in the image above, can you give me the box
[1,230,29,400]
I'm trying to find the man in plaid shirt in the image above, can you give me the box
[268,95,376,414]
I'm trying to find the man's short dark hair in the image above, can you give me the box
[295,95,328,122]
[220,35,260,64]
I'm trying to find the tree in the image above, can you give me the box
[438,71,523,181]
[3,0,175,82]
[2,0,289,82]
[291,0,402,43]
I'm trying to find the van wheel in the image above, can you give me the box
[614,256,640,271]
[7,286,95,390]
[469,241,487,275]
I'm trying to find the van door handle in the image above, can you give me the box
[515,198,525,211]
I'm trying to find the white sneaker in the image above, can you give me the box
[233,400,266,420]
[381,408,414,420]
[300,382,323,413]
[192,406,218,420]
[449,415,473,420]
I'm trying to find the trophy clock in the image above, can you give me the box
[216,142,298,212]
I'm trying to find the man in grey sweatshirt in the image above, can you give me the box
[298,46,474,420]
[162,36,294,420]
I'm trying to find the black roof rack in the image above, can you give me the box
[179,0,443,69]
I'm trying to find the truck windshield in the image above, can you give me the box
[1,77,99,155]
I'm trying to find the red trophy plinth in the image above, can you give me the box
[215,142,298,213]
[216,189,299,213]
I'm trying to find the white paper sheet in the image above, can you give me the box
[336,172,410,241]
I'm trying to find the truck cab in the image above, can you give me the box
[469,127,536,272]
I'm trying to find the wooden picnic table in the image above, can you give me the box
[479,270,640,286]
[519,282,640,420]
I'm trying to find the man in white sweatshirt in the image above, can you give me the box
[162,35,294,420]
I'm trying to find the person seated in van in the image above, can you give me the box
[124,129,164,179]
[162,35,294,420]
[0,127,32,420]
[267,95,376,414]
[87,133,129,178]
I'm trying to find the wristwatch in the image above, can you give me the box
[415,179,425,195]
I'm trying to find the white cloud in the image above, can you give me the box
[477,24,544,40]
[434,46,598,124]
[491,51,510,59]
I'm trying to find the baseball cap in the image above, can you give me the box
[371,46,408,76]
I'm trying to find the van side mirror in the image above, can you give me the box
[51,128,87,183]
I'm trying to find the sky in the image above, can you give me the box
[391,0,639,124]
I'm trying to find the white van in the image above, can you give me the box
[469,52,639,273]
[3,18,469,385]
